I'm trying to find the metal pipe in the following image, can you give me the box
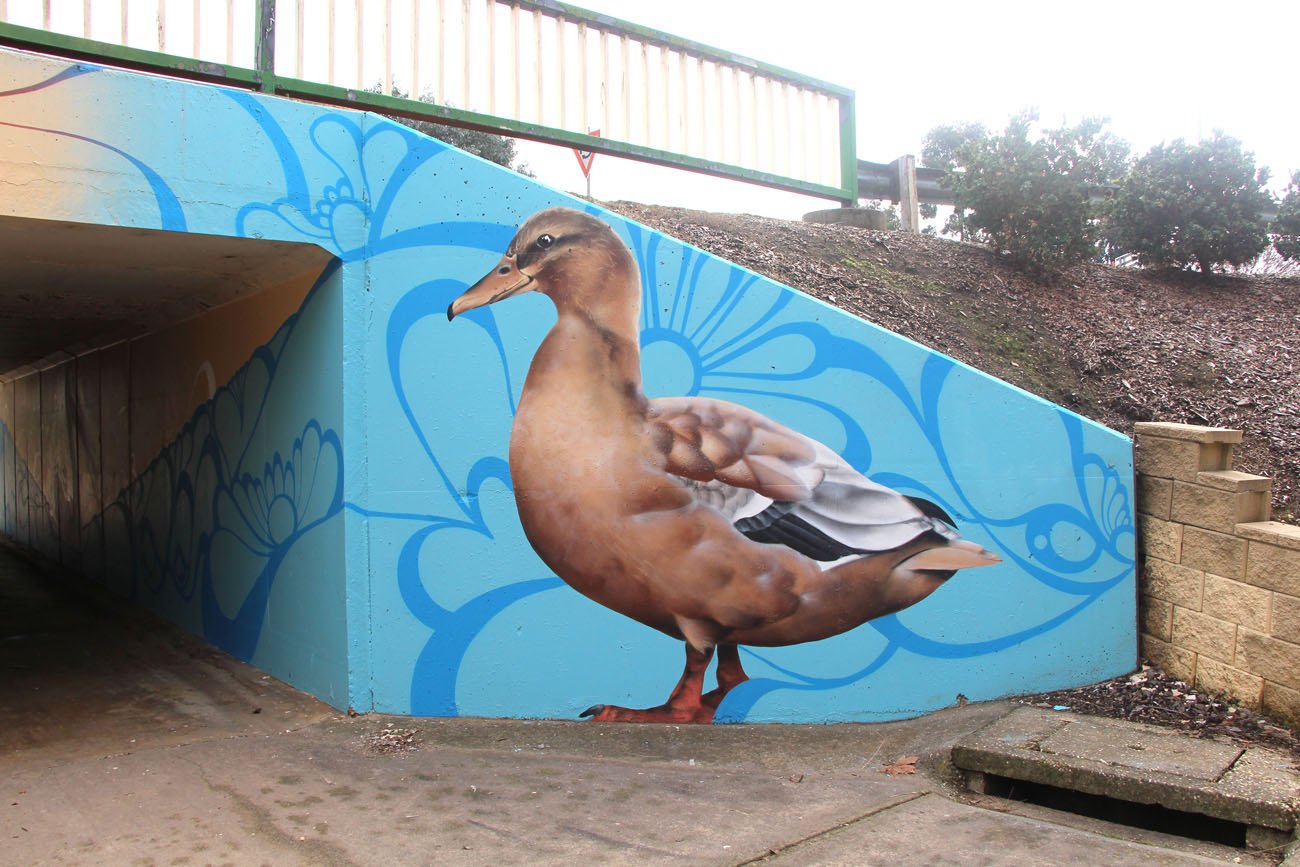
[255,0,275,91]
[857,160,953,206]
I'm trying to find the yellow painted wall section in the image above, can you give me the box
[0,55,107,226]
[127,272,316,478]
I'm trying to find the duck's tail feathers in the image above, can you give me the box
[902,539,1001,572]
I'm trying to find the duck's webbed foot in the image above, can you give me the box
[702,644,748,710]
[580,702,714,724]
[579,644,717,724]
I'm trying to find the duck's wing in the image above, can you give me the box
[647,396,821,502]
[647,396,957,564]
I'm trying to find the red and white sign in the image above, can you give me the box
[573,130,600,177]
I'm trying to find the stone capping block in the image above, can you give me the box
[1133,423,1243,444]
[1237,521,1300,552]
[1197,470,1272,493]
[952,707,1299,831]
[1172,482,1268,534]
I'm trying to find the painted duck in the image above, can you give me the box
[448,207,999,723]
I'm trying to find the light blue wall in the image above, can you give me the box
[0,48,1136,721]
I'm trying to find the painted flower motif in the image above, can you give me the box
[234,110,452,259]
[210,421,341,563]
[621,220,879,471]
[201,421,342,660]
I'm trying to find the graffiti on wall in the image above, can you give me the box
[0,48,1137,721]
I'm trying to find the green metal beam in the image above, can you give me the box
[0,21,260,87]
[838,94,859,205]
[254,0,277,94]
[276,76,850,201]
[0,3,859,205]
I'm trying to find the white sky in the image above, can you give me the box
[7,0,1295,221]
[517,0,1300,219]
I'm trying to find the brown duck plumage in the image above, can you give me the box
[448,207,999,723]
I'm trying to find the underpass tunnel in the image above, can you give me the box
[0,215,335,753]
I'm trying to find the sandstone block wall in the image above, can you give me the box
[1136,422,1300,727]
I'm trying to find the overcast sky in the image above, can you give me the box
[517,0,1299,219]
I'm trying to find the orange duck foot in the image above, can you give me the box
[580,702,715,724]
[578,645,749,724]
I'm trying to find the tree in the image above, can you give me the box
[921,122,989,172]
[943,112,1129,279]
[921,122,987,241]
[402,118,532,176]
[858,200,901,230]
[371,87,532,175]
[1104,132,1272,273]
[1274,171,1300,262]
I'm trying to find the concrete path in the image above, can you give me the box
[0,544,1289,865]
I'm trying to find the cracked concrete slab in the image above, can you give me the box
[761,792,1246,866]
[7,723,930,865]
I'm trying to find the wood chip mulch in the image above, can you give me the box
[1022,664,1300,765]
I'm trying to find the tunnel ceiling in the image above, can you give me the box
[0,215,335,378]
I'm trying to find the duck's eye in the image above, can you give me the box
[534,234,555,250]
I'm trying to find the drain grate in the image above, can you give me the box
[966,770,1249,847]
[951,707,1299,854]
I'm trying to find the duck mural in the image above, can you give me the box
[448,207,1001,723]
[0,49,1135,724]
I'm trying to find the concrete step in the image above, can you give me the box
[951,706,1299,855]
[1199,471,1273,493]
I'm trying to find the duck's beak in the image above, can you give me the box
[447,253,534,320]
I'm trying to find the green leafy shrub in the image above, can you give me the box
[372,87,532,175]
[936,112,1128,279]
[920,122,987,241]
[1274,171,1300,262]
[1105,132,1272,273]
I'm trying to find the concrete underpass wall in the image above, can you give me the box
[1,47,1138,722]
[0,272,346,704]
[0,50,349,707]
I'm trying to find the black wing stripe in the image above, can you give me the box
[904,495,955,528]
[739,512,861,561]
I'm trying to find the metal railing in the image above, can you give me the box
[0,0,858,203]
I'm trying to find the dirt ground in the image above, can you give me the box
[1021,665,1300,765]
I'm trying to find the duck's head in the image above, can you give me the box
[448,207,637,321]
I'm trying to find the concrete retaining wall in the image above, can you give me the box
[1136,422,1300,726]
